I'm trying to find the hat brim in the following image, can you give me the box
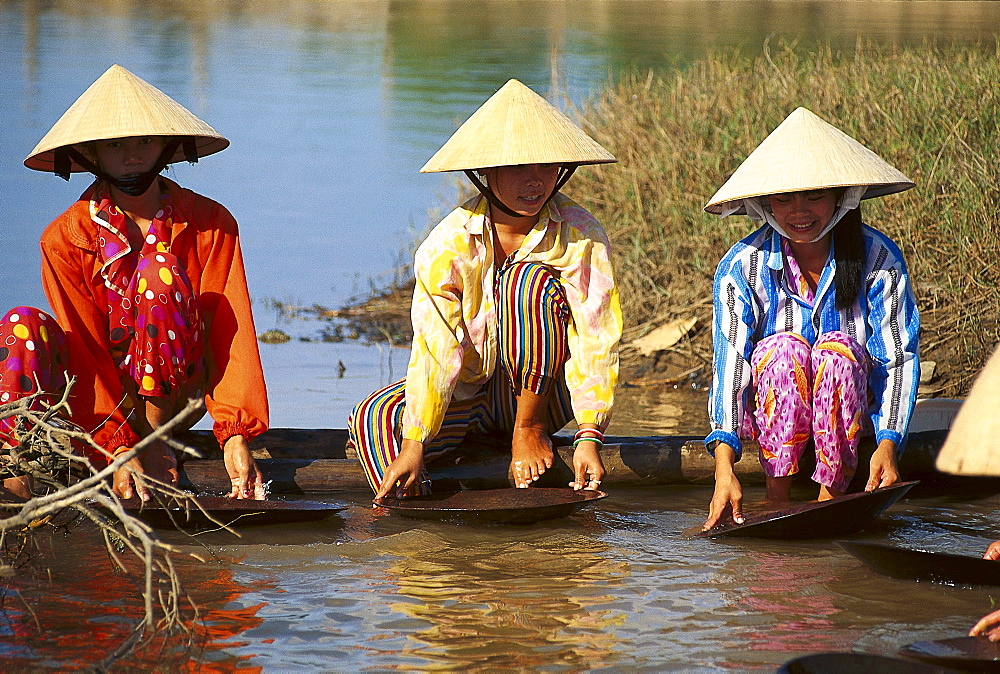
[24,64,229,174]
[24,135,230,173]
[935,345,1000,476]
[420,79,615,173]
[703,107,913,215]
[705,181,915,216]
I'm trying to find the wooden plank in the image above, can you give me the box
[176,429,956,494]
[176,428,354,460]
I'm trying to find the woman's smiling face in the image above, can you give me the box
[767,189,839,244]
[485,163,560,219]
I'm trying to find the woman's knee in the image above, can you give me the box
[752,332,811,361]
[495,263,570,389]
[750,332,812,399]
[495,262,569,323]
[129,253,205,397]
[0,307,69,399]
[812,332,869,369]
[348,380,407,435]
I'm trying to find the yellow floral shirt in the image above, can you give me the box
[402,193,622,443]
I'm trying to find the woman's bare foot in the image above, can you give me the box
[764,475,793,506]
[817,484,844,501]
[510,426,554,488]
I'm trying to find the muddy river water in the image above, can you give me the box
[2,339,999,670]
[2,1,999,669]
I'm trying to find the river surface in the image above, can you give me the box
[1,0,999,670]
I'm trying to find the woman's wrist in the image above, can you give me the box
[573,427,604,450]
[399,438,425,456]
[874,439,898,456]
[713,443,737,476]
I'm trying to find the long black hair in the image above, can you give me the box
[832,206,865,310]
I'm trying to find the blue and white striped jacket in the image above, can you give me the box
[707,223,920,459]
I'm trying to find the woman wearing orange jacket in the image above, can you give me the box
[21,65,268,500]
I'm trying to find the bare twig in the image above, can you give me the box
[0,380,216,663]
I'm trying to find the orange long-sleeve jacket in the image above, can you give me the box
[40,178,269,463]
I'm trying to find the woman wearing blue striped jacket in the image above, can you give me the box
[700,108,920,530]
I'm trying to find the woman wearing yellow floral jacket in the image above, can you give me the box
[348,79,622,498]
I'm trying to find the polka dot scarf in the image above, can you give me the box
[91,185,203,398]
[92,186,170,341]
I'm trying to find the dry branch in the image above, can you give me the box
[0,378,221,662]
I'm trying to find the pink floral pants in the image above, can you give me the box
[743,331,870,491]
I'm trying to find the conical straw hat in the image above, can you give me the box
[24,64,228,173]
[420,79,615,173]
[935,345,1000,476]
[704,107,913,215]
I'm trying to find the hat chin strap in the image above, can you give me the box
[464,165,578,219]
[53,138,199,196]
[742,186,866,242]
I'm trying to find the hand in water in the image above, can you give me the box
[374,439,426,500]
[703,471,744,530]
[569,440,604,491]
[224,435,266,500]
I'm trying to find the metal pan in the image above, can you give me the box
[118,494,345,529]
[899,636,1000,672]
[373,487,607,524]
[839,541,1000,586]
[778,652,948,673]
[698,481,918,539]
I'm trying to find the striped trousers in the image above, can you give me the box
[348,262,575,494]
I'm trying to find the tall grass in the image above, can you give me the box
[568,41,1000,395]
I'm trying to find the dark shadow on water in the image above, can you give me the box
[156,512,349,548]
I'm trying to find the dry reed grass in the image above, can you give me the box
[566,40,1000,395]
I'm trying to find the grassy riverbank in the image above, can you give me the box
[324,41,998,397]
[566,40,999,396]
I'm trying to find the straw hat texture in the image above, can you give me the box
[420,79,615,173]
[935,345,1000,476]
[24,64,228,173]
[704,107,913,215]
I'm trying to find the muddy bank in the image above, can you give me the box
[267,285,710,390]
[276,284,961,398]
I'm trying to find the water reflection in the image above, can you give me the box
[5,489,998,669]
[3,0,998,313]
[731,550,846,657]
[371,528,629,669]
[0,523,263,670]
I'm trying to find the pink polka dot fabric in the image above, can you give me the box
[94,190,203,399]
[745,331,870,491]
[0,307,69,444]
